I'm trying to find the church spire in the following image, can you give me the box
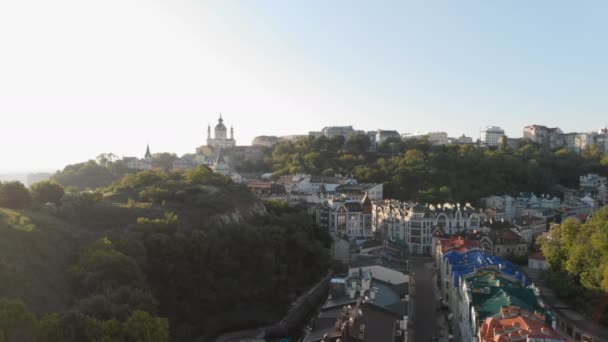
[145,144,152,161]
[218,113,223,124]
[230,125,234,140]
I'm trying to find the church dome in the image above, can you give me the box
[215,116,227,131]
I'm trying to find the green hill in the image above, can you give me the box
[0,208,77,314]
[0,167,330,342]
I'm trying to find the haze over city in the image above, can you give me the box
[1,0,607,171]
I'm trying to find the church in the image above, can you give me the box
[206,114,236,149]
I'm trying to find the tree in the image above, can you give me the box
[347,134,371,154]
[37,314,64,342]
[0,181,31,209]
[0,299,37,342]
[151,153,178,171]
[122,310,169,342]
[31,181,65,205]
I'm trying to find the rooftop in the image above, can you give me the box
[479,306,563,342]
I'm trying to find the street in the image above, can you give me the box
[410,257,438,342]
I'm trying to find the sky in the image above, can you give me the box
[1,0,607,171]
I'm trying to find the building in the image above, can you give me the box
[498,136,523,150]
[448,134,474,145]
[246,182,286,196]
[375,129,401,146]
[528,252,548,271]
[440,250,543,341]
[479,221,528,257]
[206,114,236,149]
[123,145,153,171]
[171,156,198,171]
[318,126,365,140]
[374,201,486,255]
[426,131,449,145]
[315,195,373,242]
[580,173,607,188]
[335,183,383,201]
[513,216,547,245]
[303,265,409,342]
[292,175,354,193]
[478,306,564,342]
[482,195,516,220]
[251,135,279,147]
[523,125,564,149]
[480,126,505,147]
[279,134,309,142]
[432,235,481,270]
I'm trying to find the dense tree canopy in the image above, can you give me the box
[0,167,329,341]
[270,136,607,203]
[0,181,32,209]
[539,207,608,324]
[31,181,65,205]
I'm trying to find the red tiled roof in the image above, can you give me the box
[439,236,480,253]
[479,308,564,341]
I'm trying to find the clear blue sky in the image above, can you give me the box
[0,0,607,171]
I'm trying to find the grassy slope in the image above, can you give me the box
[0,208,78,314]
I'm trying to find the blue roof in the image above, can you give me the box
[443,250,528,288]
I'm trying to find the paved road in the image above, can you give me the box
[411,257,438,342]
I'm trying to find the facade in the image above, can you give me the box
[528,252,548,271]
[279,134,308,142]
[375,129,401,146]
[206,115,236,149]
[448,134,474,145]
[172,157,198,171]
[124,145,153,171]
[513,216,547,245]
[580,173,607,188]
[294,175,353,193]
[320,126,365,140]
[374,201,486,255]
[427,131,449,145]
[479,222,528,257]
[482,195,516,220]
[481,126,505,147]
[335,183,383,201]
[315,195,373,242]
[523,124,563,149]
[246,182,286,196]
[251,135,278,147]
[498,136,523,150]
[124,158,152,171]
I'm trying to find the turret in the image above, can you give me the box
[230,126,234,140]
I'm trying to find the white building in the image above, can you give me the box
[373,201,486,255]
[315,195,373,242]
[320,126,365,140]
[375,129,401,146]
[528,252,548,270]
[480,126,505,147]
[523,124,563,148]
[206,114,236,149]
[580,174,607,188]
[123,145,153,171]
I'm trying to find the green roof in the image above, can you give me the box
[467,271,543,321]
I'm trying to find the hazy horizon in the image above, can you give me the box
[2,0,607,171]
